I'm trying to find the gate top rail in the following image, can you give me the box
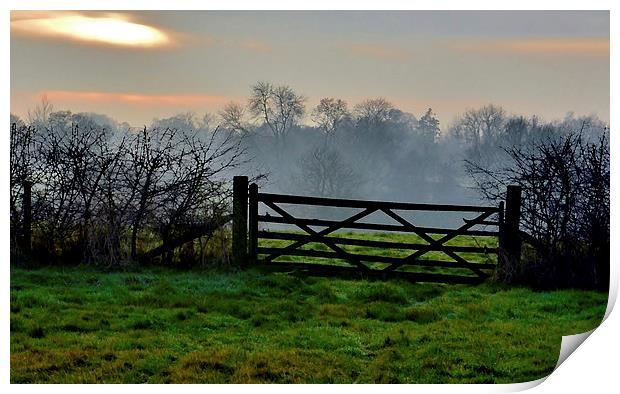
[258,192,500,213]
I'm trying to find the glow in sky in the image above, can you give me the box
[11,12,172,48]
[10,11,610,126]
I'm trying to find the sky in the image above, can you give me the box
[10,10,610,127]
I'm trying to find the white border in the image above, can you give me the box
[3,1,617,392]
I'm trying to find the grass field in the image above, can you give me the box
[11,233,607,383]
[258,231,499,277]
[10,232,607,383]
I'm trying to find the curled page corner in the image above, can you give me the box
[501,286,615,392]
[554,329,596,371]
[503,376,548,392]
[498,329,598,393]
[546,279,616,381]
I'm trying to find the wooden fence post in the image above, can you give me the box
[232,176,248,266]
[22,181,32,254]
[248,183,258,264]
[500,185,522,269]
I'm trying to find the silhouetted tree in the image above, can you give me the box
[297,144,361,198]
[466,122,609,289]
[248,81,306,149]
[10,121,36,247]
[124,125,246,262]
[353,97,395,129]
[455,104,506,146]
[417,108,440,143]
[27,122,116,259]
[311,98,350,138]
[27,95,53,128]
[219,102,251,135]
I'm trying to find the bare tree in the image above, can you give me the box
[219,102,252,135]
[503,116,529,146]
[124,125,246,262]
[27,94,54,128]
[124,127,182,260]
[248,81,306,147]
[65,125,119,259]
[151,112,198,131]
[477,104,506,141]
[10,121,37,247]
[456,104,506,146]
[465,123,609,289]
[311,98,350,138]
[151,128,245,264]
[353,97,394,128]
[89,136,130,265]
[24,121,117,259]
[297,144,361,198]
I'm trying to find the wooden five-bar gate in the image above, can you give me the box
[232,176,522,284]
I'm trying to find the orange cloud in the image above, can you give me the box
[42,90,237,108]
[346,43,411,61]
[212,38,273,53]
[451,38,609,57]
[237,39,272,53]
[12,90,244,126]
[11,11,177,49]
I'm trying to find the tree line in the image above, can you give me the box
[10,84,609,289]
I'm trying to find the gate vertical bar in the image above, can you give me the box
[501,185,522,270]
[232,176,248,266]
[248,183,258,264]
[497,200,505,270]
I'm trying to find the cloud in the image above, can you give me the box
[11,11,273,54]
[40,90,238,107]
[11,11,177,48]
[210,38,272,53]
[236,39,272,53]
[345,43,412,61]
[450,38,609,57]
[11,90,243,126]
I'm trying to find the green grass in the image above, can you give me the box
[10,270,605,383]
[10,231,607,383]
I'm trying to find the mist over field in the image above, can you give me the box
[11,87,608,229]
[9,10,609,286]
[10,10,610,230]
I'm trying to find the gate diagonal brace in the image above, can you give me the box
[381,208,493,277]
[261,201,375,271]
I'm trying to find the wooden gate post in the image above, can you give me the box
[232,176,248,266]
[22,181,32,254]
[500,185,522,269]
[248,183,258,264]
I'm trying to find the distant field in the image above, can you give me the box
[258,231,499,277]
[10,241,607,383]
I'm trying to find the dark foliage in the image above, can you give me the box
[466,121,609,290]
[10,115,248,266]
